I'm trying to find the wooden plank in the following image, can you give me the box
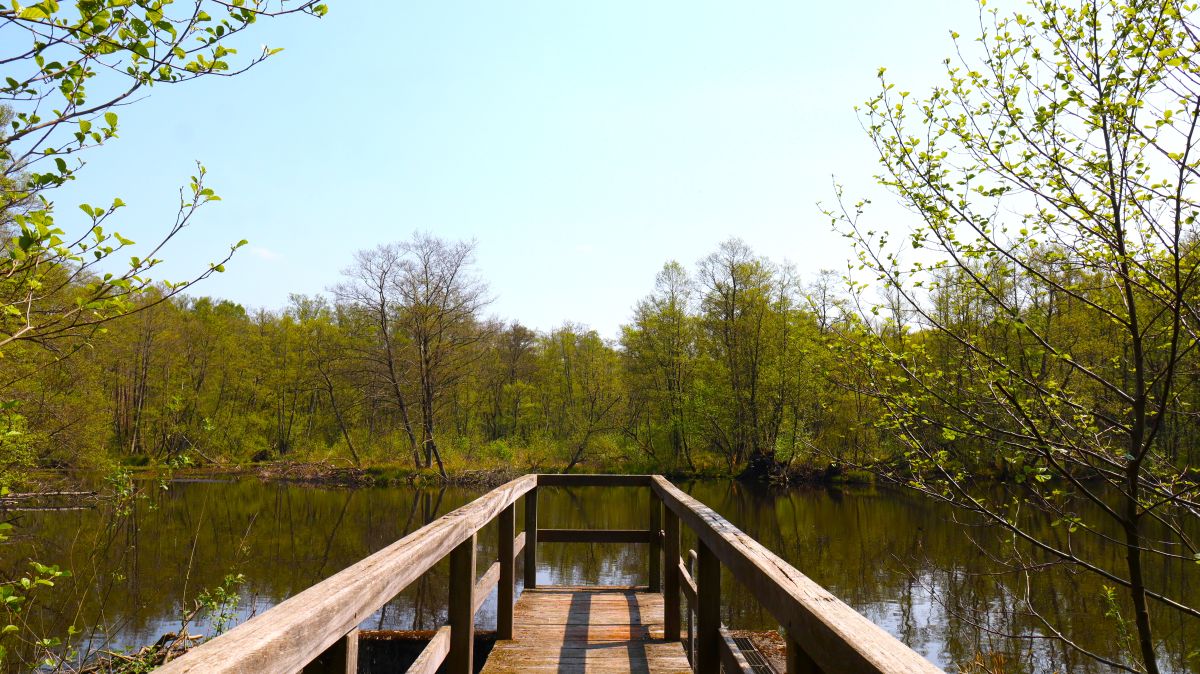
[159,474,536,674]
[474,560,500,615]
[649,495,662,593]
[678,560,696,606]
[686,550,696,665]
[448,534,476,674]
[788,633,822,674]
[651,476,942,674]
[482,587,691,674]
[663,508,679,640]
[536,474,652,487]
[524,488,538,589]
[498,504,515,639]
[407,626,450,674]
[300,628,357,674]
[719,626,754,674]
[539,528,652,544]
[696,541,720,674]
[513,531,526,560]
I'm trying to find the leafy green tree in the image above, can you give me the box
[621,261,699,470]
[835,0,1200,670]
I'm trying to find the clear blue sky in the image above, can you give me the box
[53,0,982,337]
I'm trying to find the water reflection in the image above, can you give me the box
[1,479,1196,673]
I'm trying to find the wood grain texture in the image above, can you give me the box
[524,488,538,589]
[498,504,515,639]
[648,496,662,593]
[718,626,754,674]
[652,476,943,674]
[157,474,536,674]
[482,587,690,674]
[662,509,680,641]
[448,534,476,674]
[407,626,451,674]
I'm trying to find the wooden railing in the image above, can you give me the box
[159,474,942,674]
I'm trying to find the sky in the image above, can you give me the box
[50,0,986,338]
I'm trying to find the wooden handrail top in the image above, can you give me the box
[157,474,536,674]
[536,473,652,487]
[651,476,941,674]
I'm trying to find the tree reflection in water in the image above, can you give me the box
[1,479,1195,673]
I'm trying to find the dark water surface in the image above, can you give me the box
[2,479,1197,673]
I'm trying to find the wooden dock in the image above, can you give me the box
[482,586,690,674]
[158,474,943,674]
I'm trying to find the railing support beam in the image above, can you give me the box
[300,629,357,674]
[664,508,680,641]
[498,504,515,639]
[787,634,822,674]
[696,540,720,674]
[523,487,538,589]
[447,534,476,674]
[649,494,662,593]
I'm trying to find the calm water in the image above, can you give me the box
[1,479,1197,673]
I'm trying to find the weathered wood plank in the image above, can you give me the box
[447,533,476,674]
[663,508,680,640]
[158,474,536,674]
[407,626,450,674]
[300,628,357,674]
[718,626,754,674]
[498,504,515,639]
[523,488,538,589]
[482,587,690,674]
[678,559,696,606]
[539,528,652,544]
[652,476,942,674]
[536,474,653,487]
[649,495,661,593]
[695,541,720,674]
[474,559,500,616]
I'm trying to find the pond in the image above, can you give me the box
[1,478,1197,673]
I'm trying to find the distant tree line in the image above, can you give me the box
[2,232,888,479]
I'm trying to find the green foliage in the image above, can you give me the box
[831,0,1200,670]
[194,574,245,637]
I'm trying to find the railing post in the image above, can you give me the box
[648,492,662,593]
[301,629,358,674]
[786,634,822,674]
[686,549,697,665]
[523,486,538,589]
[663,507,680,641]
[498,503,515,639]
[696,540,720,674]
[447,534,476,674]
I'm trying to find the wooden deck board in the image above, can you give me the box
[481,587,692,674]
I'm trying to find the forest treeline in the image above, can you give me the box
[8,228,1200,484]
[2,233,882,480]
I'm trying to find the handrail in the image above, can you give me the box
[158,474,535,674]
[651,475,942,674]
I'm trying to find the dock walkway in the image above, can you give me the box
[158,474,943,674]
[481,586,690,674]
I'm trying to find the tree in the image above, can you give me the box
[392,233,491,478]
[334,245,422,465]
[537,324,624,472]
[0,0,327,356]
[621,261,698,470]
[836,1,1200,670]
[695,239,781,475]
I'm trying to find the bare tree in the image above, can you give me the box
[333,246,421,466]
[391,233,492,478]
